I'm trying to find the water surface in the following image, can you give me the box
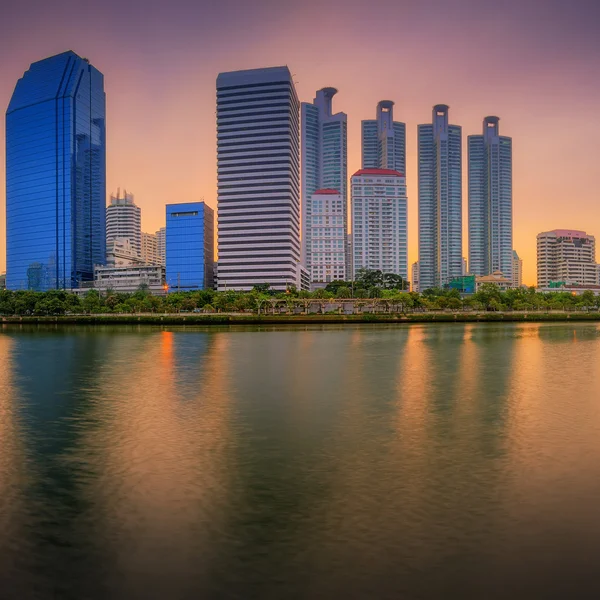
[1,323,600,599]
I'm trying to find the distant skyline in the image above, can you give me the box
[1,0,599,285]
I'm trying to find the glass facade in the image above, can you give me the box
[166,202,214,291]
[418,105,463,290]
[6,51,106,290]
[301,88,348,280]
[468,117,513,278]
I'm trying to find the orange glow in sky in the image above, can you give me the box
[0,0,599,285]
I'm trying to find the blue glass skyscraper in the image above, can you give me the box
[5,51,106,290]
[166,202,214,292]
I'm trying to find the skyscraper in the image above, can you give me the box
[351,169,407,279]
[6,51,106,290]
[106,190,142,258]
[166,202,214,291]
[361,101,406,174]
[301,88,347,279]
[217,67,300,291]
[468,116,513,278]
[418,104,462,290]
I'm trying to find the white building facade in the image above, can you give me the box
[308,190,346,284]
[106,190,142,258]
[537,229,598,287]
[141,232,161,266]
[94,264,165,294]
[301,88,347,279]
[156,227,166,266]
[216,66,300,291]
[351,169,407,279]
[418,105,462,290]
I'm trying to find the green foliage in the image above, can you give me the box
[0,283,598,317]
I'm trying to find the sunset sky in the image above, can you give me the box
[1,0,598,285]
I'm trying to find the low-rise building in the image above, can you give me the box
[94,264,166,294]
[536,283,600,296]
[476,271,513,291]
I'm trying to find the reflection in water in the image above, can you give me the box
[1,323,600,599]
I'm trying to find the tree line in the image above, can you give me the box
[1,270,599,316]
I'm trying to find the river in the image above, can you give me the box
[1,323,600,599]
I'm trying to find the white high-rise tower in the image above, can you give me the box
[106,190,142,258]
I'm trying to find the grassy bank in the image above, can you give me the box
[3,312,600,326]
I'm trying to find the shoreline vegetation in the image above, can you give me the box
[3,312,600,325]
[2,269,600,326]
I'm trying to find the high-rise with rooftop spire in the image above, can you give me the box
[418,104,463,290]
[361,100,406,175]
[301,87,348,282]
[468,116,513,278]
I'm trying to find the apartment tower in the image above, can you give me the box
[301,88,347,280]
[468,116,513,278]
[418,105,462,290]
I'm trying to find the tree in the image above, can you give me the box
[580,290,595,309]
[253,282,271,294]
[383,272,405,290]
[355,268,384,289]
[336,286,351,299]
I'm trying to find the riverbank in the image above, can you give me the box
[3,312,600,325]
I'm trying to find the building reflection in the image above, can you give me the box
[0,328,114,597]
[76,329,234,598]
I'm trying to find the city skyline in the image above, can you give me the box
[1,0,599,285]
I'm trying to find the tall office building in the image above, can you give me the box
[307,190,346,284]
[301,88,347,278]
[362,100,406,174]
[217,66,300,291]
[537,229,598,287]
[512,250,523,288]
[166,202,214,291]
[351,169,407,279]
[418,105,462,290]
[106,190,142,258]
[6,51,106,290]
[468,116,513,278]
